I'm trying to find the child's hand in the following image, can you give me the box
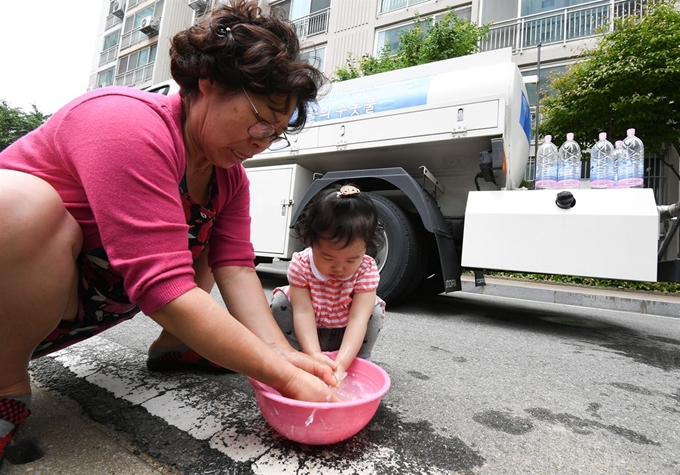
[307,351,341,386]
[333,369,348,387]
[309,351,339,372]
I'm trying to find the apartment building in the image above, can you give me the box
[88,0,660,113]
[90,0,195,90]
[89,0,646,99]
[87,0,677,207]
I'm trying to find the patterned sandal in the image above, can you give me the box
[146,346,235,374]
[0,398,31,467]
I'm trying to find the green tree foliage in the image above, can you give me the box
[333,10,489,81]
[540,1,680,154]
[0,101,50,151]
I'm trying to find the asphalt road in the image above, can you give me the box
[13,271,680,474]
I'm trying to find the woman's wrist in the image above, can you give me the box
[259,348,299,391]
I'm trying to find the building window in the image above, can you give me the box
[379,0,430,15]
[521,0,591,16]
[270,0,291,20]
[100,31,120,66]
[521,64,567,108]
[96,68,115,88]
[125,5,154,33]
[300,45,326,71]
[270,0,329,20]
[103,31,120,51]
[310,0,331,14]
[375,7,470,56]
[115,44,158,87]
[105,13,123,30]
[272,0,330,39]
[127,0,148,9]
[108,0,125,20]
[435,6,472,22]
[376,23,421,56]
[120,0,164,50]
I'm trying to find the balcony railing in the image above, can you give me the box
[292,8,330,39]
[105,14,123,30]
[114,62,155,88]
[482,0,648,53]
[127,0,146,9]
[379,0,430,15]
[99,47,119,67]
[120,27,153,50]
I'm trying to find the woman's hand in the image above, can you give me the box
[278,368,341,402]
[309,351,340,372]
[280,347,339,387]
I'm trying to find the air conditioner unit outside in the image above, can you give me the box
[111,1,125,19]
[188,0,208,13]
[140,16,160,36]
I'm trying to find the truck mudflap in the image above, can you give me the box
[291,167,461,300]
[657,200,680,283]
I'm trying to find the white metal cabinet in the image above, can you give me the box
[246,164,313,258]
[462,188,659,281]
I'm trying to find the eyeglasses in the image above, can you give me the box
[241,87,290,151]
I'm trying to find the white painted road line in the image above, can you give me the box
[46,337,448,475]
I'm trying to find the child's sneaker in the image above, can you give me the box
[146,343,235,374]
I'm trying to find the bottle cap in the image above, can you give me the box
[566,133,574,141]
[544,135,552,142]
[627,128,635,135]
[599,132,607,140]
[615,140,623,147]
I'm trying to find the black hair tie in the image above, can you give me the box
[215,24,231,38]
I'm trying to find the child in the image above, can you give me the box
[270,184,386,381]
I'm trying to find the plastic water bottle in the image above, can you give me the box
[590,132,615,189]
[614,140,629,188]
[557,133,582,189]
[535,135,559,189]
[623,128,644,188]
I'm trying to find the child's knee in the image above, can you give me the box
[367,306,384,332]
[270,292,291,315]
[270,292,295,331]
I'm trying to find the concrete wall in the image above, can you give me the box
[152,0,195,86]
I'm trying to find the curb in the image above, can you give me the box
[460,275,679,319]
[256,263,678,319]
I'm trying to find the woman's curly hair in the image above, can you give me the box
[169,0,326,131]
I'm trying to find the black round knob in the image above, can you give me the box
[555,191,576,209]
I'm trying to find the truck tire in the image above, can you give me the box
[366,192,428,303]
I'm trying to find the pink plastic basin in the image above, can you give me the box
[248,353,390,445]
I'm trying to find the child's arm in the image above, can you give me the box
[334,290,377,377]
[289,285,338,371]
